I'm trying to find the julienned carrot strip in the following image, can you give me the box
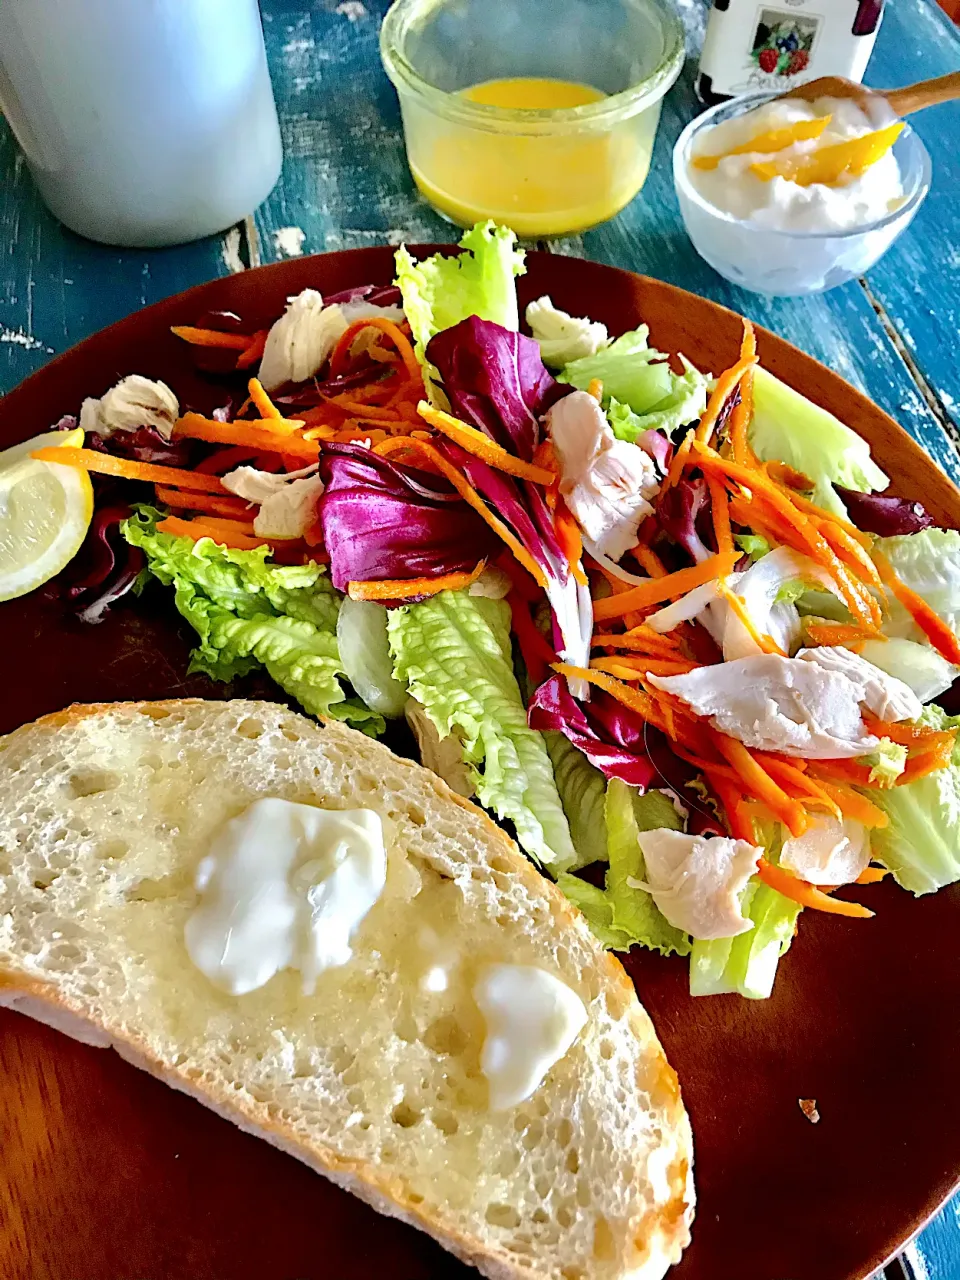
[323,398,401,423]
[756,860,873,918]
[804,621,881,650]
[373,436,548,589]
[710,732,809,837]
[330,316,421,383]
[592,551,740,622]
[861,711,955,748]
[302,425,338,441]
[248,377,283,420]
[155,486,250,519]
[781,484,872,547]
[552,664,663,727]
[170,325,251,351]
[156,515,267,551]
[630,544,668,578]
[728,321,757,465]
[809,759,877,789]
[763,460,812,491]
[759,757,842,819]
[705,770,756,842]
[589,655,697,677]
[554,499,588,586]
[662,428,694,492]
[897,740,956,784]
[587,379,603,402]
[177,410,302,439]
[188,515,257,536]
[696,351,758,446]
[235,330,268,369]
[873,550,960,665]
[806,778,888,829]
[707,474,734,556]
[591,628,681,657]
[715,579,786,655]
[815,517,882,587]
[194,446,263,474]
[31,447,226,494]
[347,560,486,601]
[174,415,318,459]
[855,866,889,884]
[531,439,559,476]
[416,402,556,486]
[508,590,557,686]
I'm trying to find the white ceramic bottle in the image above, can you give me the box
[0,0,283,248]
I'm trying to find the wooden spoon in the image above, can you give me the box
[783,71,960,117]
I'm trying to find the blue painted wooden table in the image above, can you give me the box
[0,0,957,1275]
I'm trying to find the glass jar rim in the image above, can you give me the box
[380,0,686,132]
[672,91,932,242]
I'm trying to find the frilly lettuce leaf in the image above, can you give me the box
[689,878,801,1000]
[869,705,960,895]
[122,508,381,733]
[605,358,708,440]
[386,590,576,869]
[863,738,907,787]
[749,366,889,518]
[394,221,526,362]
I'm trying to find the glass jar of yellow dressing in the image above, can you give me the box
[380,0,685,238]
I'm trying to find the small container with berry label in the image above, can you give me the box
[696,1,885,107]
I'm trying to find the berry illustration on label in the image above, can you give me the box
[750,9,818,78]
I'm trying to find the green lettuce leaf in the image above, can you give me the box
[605,358,709,440]
[863,738,907,787]
[689,878,802,1000]
[874,528,960,642]
[555,874,632,950]
[387,590,576,869]
[559,326,694,415]
[122,508,382,733]
[869,705,960,895]
[394,221,526,361]
[542,730,609,870]
[858,637,958,703]
[749,366,889,518]
[735,533,772,562]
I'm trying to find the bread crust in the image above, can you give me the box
[0,699,694,1279]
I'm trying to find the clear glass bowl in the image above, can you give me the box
[380,0,684,238]
[672,92,932,298]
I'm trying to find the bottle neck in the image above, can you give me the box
[853,1,884,36]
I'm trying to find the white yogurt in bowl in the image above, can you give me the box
[673,92,931,297]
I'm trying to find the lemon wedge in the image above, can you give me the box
[0,427,94,602]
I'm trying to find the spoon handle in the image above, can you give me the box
[884,71,960,117]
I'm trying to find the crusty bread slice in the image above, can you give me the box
[0,699,693,1280]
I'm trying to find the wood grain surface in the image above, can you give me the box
[1,250,959,1280]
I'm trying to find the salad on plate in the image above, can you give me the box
[7,219,960,1002]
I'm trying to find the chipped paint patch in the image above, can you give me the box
[0,325,52,353]
[221,227,245,274]
[273,226,307,258]
[336,1,368,19]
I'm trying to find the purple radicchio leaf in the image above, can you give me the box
[323,283,402,308]
[834,484,936,537]
[638,429,674,477]
[317,442,500,592]
[656,474,714,565]
[56,504,145,624]
[528,675,659,789]
[427,316,568,461]
[87,426,195,468]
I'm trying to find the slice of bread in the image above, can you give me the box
[0,699,693,1280]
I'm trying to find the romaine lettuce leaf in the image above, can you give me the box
[122,508,382,733]
[874,528,960,642]
[750,366,889,518]
[387,590,576,869]
[555,874,632,950]
[394,221,525,361]
[689,878,801,1000]
[858,637,958,703]
[542,730,609,871]
[869,705,960,895]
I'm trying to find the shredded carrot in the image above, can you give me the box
[508,590,557,686]
[552,664,663,727]
[710,733,809,837]
[695,352,758,447]
[194,446,263,474]
[591,628,681,658]
[587,379,603,402]
[630,543,669,578]
[31,446,226,494]
[705,770,756,842]
[156,515,268,551]
[662,428,694,492]
[592,551,740,622]
[816,517,883,587]
[873,550,960,665]
[756,859,873,918]
[805,778,888,829]
[235,329,268,369]
[707,474,734,556]
[174,414,318,459]
[329,316,421,383]
[323,397,401,423]
[170,325,251,351]
[248,377,283,420]
[177,409,302,439]
[373,436,548,589]
[302,425,338,441]
[554,499,588,585]
[348,560,486,601]
[758,757,842,819]
[763,460,811,490]
[728,321,757,466]
[855,866,889,884]
[187,515,257,537]
[715,579,786,655]
[897,739,956,784]
[155,486,250,519]
[590,656,697,677]
[784,486,872,546]
[862,712,955,749]
[417,402,556,485]
[531,439,559,476]
[808,759,877,789]
[804,621,882,651]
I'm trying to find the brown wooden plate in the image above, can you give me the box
[1,249,958,1280]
